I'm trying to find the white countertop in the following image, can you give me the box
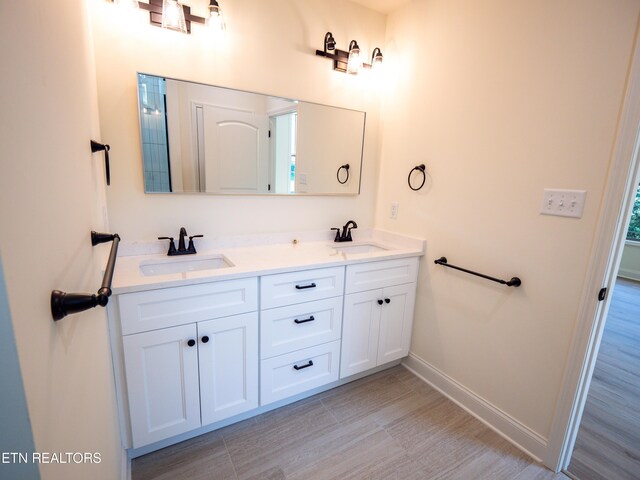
[111,228,425,295]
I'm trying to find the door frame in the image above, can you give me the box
[545,28,640,471]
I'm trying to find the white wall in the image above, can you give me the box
[89,0,386,241]
[296,102,365,194]
[0,1,122,479]
[619,242,640,281]
[376,0,639,442]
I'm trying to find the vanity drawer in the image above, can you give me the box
[260,297,343,359]
[345,258,419,294]
[260,340,340,405]
[260,266,345,309]
[119,278,258,335]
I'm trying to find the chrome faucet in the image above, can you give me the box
[332,220,358,242]
[158,227,203,256]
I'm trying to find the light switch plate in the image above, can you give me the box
[540,189,587,218]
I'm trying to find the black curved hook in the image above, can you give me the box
[408,164,426,191]
[337,164,350,184]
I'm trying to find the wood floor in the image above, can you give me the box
[567,278,640,480]
[132,365,567,480]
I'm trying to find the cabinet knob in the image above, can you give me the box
[385,298,391,304]
[201,336,209,343]
[187,339,196,347]
[377,299,383,305]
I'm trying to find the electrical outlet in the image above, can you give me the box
[390,202,399,219]
[540,189,587,218]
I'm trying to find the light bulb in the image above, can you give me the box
[206,0,226,32]
[162,0,187,33]
[371,48,383,71]
[347,41,362,75]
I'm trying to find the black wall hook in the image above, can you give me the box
[91,140,111,186]
[337,164,350,184]
[408,164,426,191]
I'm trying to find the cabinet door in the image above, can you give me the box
[123,324,201,448]
[198,313,259,426]
[340,289,382,378]
[377,283,416,365]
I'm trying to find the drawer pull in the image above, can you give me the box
[377,299,383,305]
[293,360,314,371]
[294,315,315,324]
[295,283,317,290]
[385,298,391,304]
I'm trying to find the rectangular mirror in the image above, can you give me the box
[137,74,366,195]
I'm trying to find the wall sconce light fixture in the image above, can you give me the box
[346,40,362,74]
[371,47,383,70]
[315,32,383,74]
[111,0,226,34]
[161,0,188,33]
[206,0,226,31]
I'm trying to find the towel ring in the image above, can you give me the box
[337,164,350,184]
[408,164,426,191]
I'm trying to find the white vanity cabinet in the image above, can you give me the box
[112,247,423,453]
[259,266,344,405]
[340,258,418,378]
[118,278,259,448]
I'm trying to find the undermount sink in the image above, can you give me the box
[331,243,389,255]
[139,255,233,276]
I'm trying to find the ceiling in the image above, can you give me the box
[349,0,411,15]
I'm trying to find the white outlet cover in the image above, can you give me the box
[540,189,587,218]
[390,202,399,219]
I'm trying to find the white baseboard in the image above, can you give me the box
[402,352,548,463]
[618,268,640,281]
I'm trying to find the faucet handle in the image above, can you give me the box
[158,236,177,255]
[187,235,203,253]
[331,228,341,242]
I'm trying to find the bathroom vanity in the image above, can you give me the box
[107,229,424,454]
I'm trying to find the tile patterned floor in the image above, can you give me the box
[132,365,568,480]
[567,279,640,480]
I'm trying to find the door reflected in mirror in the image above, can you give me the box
[137,74,365,195]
